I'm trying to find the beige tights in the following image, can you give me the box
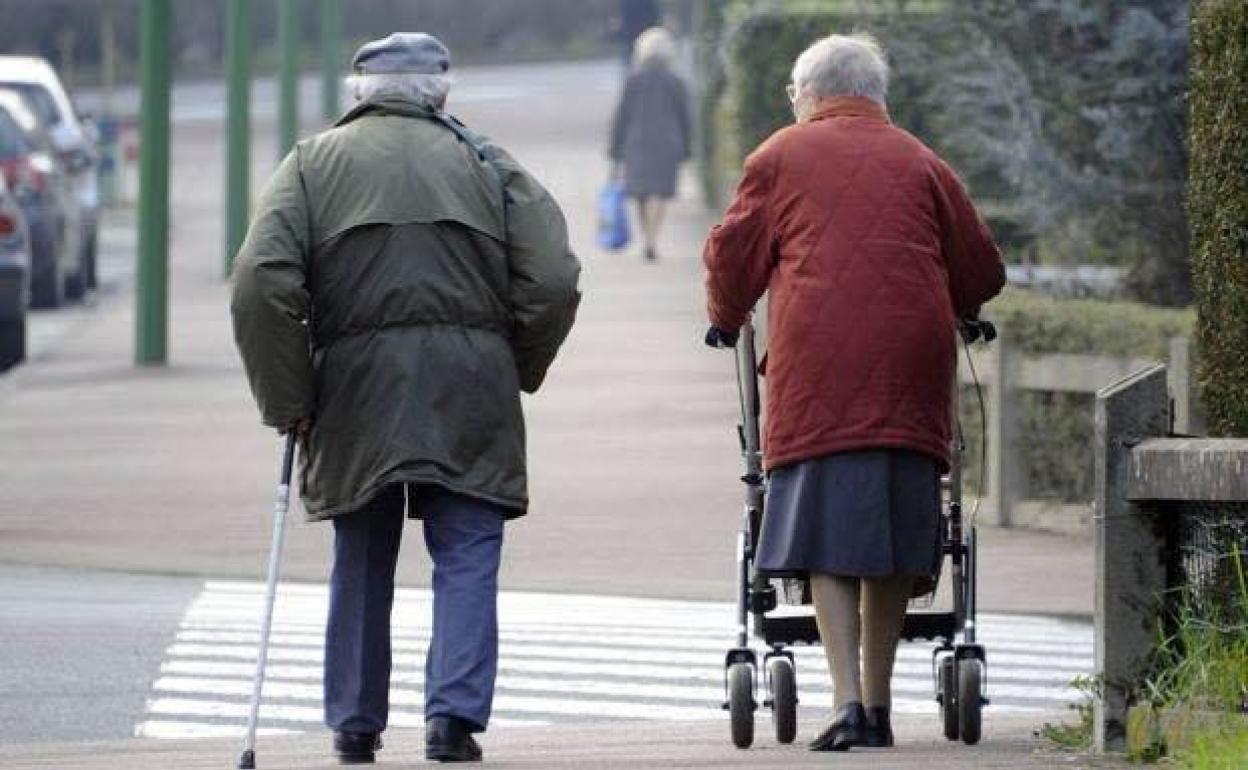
[634,198,667,252]
[811,573,915,709]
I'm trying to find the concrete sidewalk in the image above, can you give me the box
[6,714,1125,770]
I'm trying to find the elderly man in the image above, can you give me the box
[231,33,580,764]
[704,34,1004,752]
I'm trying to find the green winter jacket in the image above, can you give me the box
[230,96,581,520]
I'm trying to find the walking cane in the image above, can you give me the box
[237,432,297,770]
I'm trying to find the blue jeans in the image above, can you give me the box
[324,484,505,734]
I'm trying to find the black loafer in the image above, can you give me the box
[333,730,382,765]
[426,716,483,763]
[865,706,895,747]
[810,701,868,751]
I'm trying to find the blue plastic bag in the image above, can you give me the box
[596,181,631,251]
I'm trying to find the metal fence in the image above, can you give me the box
[1160,501,1248,620]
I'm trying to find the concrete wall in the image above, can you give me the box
[1092,366,1248,753]
[963,335,1196,536]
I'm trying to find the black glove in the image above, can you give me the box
[959,318,997,344]
[704,325,739,349]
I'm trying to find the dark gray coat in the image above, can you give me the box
[610,65,691,199]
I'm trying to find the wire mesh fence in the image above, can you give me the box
[1161,501,1248,621]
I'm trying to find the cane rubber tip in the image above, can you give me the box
[238,749,256,769]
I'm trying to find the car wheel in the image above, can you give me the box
[63,249,86,300]
[84,229,98,289]
[0,315,25,369]
[30,260,64,308]
[64,256,86,301]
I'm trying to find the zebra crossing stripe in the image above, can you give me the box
[173,626,1094,658]
[164,637,1092,676]
[160,652,1084,690]
[137,581,1094,740]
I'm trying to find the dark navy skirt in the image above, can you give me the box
[756,449,942,578]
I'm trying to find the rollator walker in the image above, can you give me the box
[717,316,996,749]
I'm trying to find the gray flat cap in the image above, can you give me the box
[351,33,450,75]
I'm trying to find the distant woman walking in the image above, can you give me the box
[609,27,691,262]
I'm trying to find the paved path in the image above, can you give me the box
[0,566,201,744]
[7,716,1126,770]
[136,580,1092,740]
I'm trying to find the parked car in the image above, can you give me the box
[0,56,97,290]
[0,173,30,368]
[0,88,81,308]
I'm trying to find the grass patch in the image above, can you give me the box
[1174,717,1248,770]
[1039,675,1098,750]
[1133,549,1248,763]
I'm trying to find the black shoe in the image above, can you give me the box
[865,706,894,747]
[333,730,382,765]
[644,247,657,262]
[426,716,483,763]
[809,702,868,751]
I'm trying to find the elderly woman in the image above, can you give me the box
[609,26,691,261]
[703,34,1005,752]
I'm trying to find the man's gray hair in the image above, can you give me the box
[347,72,452,107]
[791,33,889,104]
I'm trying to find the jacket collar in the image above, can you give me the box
[334,95,443,128]
[806,96,891,124]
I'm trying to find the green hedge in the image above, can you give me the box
[1191,1,1248,437]
[710,5,1028,248]
[986,289,1194,359]
[721,6,939,171]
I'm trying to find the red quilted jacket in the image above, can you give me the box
[704,97,1005,471]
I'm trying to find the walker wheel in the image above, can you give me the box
[939,656,959,741]
[728,662,756,749]
[958,658,984,745]
[767,656,797,744]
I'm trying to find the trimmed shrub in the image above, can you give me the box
[1190,0,1248,437]
[713,4,1033,250]
[986,289,1194,360]
[705,3,1191,303]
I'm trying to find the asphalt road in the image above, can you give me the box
[0,565,200,744]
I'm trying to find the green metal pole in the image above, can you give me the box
[136,0,170,365]
[321,0,342,122]
[277,0,300,159]
[224,0,252,277]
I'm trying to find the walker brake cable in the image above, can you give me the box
[960,325,990,526]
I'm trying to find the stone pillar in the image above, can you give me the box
[984,332,1018,527]
[1167,336,1192,435]
[1093,364,1170,752]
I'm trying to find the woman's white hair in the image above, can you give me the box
[791,32,889,104]
[346,72,452,108]
[632,26,676,70]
